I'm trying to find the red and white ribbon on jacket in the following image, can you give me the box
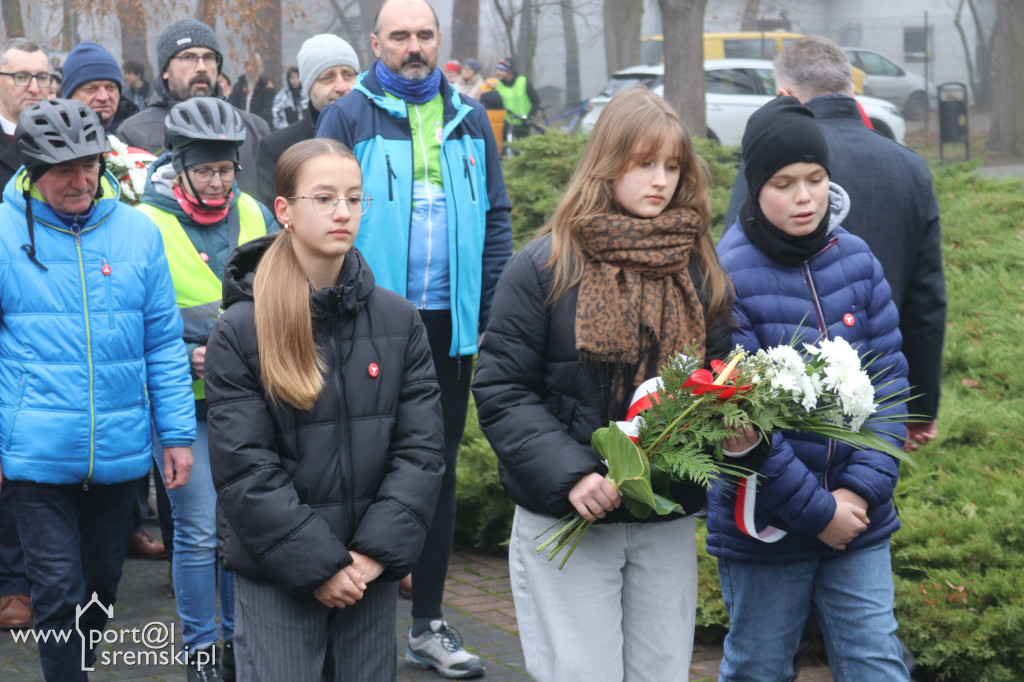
[734,476,788,543]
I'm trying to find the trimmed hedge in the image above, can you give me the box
[456,137,1024,680]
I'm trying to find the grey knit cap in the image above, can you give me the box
[297,34,360,101]
[157,19,222,74]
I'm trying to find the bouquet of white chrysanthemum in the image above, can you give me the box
[105,135,155,205]
[535,338,916,568]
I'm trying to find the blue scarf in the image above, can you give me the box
[374,60,443,104]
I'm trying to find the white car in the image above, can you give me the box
[843,47,936,121]
[580,59,906,146]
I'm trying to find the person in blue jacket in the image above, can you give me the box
[0,99,195,681]
[315,0,512,677]
[709,96,912,682]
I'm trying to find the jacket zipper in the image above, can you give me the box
[103,258,114,328]
[73,224,96,489]
[462,156,476,201]
[385,154,397,201]
[329,322,355,533]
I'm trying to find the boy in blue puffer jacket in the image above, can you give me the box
[710,96,912,682]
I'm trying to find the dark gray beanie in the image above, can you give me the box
[157,19,222,74]
[742,96,830,201]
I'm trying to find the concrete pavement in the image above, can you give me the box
[0,517,835,680]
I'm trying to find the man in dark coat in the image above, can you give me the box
[117,19,270,196]
[725,35,946,452]
[255,34,360,206]
[0,36,52,631]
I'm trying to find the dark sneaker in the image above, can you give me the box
[220,640,235,681]
[186,645,222,682]
[405,620,485,679]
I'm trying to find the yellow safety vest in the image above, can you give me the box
[494,76,531,124]
[137,193,268,399]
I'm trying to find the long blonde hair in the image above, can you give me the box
[538,86,731,320]
[253,138,358,410]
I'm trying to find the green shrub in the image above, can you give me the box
[456,142,1024,680]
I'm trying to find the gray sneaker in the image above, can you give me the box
[405,620,485,679]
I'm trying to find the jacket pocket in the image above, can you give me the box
[4,371,29,451]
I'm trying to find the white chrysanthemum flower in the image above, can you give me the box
[107,134,128,156]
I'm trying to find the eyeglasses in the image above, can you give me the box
[171,52,219,68]
[187,165,239,183]
[0,71,55,88]
[287,192,372,216]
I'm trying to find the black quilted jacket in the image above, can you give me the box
[205,235,444,596]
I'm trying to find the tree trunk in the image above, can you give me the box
[740,0,760,31]
[255,0,282,89]
[61,0,79,52]
[451,0,480,63]
[2,0,25,39]
[657,0,707,137]
[355,0,379,67]
[492,0,518,68]
[195,0,217,29]
[989,0,1024,156]
[516,0,537,81]
[603,0,643,73]
[969,0,995,111]
[561,0,580,106]
[116,0,149,75]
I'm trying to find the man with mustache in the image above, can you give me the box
[117,20,269,196]
[316,0,511,678]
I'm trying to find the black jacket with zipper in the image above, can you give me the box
[472,235,735,521]
[204,234,444,597]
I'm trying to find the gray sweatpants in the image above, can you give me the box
[234,573,398,681]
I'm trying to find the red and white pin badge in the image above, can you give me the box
[368,363,380,378]
[101,259,111,276]
[843,313,856,327]
[199,252,210,262]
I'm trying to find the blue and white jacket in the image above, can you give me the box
[707,185,910,563]
[0,170,196,485]
[315,65,513,356]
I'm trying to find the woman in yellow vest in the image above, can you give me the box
[136,96,277,679]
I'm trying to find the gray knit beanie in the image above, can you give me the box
[297,34,360,101]
[157,19,222,74]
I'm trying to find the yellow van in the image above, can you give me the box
[642,32,864,93]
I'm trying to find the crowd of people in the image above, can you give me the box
[0,0,944,680]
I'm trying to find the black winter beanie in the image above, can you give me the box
[742,96,830,201]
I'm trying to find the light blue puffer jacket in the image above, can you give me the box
[0,169,196,485]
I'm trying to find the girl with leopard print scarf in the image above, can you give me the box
[473,86,736,682]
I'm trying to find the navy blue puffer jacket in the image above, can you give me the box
[708,192,909,563]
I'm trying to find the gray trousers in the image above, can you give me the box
[234,573,398,682]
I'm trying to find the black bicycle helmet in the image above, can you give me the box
[164,97,246,152]
[14,99,110,169]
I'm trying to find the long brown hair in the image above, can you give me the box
[538,86,731,320]
[253,138,358,410]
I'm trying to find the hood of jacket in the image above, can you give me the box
[140,152,241,219]
[221,233,375,317]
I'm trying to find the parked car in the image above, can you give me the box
[580,59,905,146]
[843,47,936,121]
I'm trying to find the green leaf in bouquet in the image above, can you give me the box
[592,424,683,517]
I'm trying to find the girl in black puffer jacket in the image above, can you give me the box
[472,87,741,682]
[204,138,444,681]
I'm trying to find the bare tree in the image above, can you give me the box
[116,0,148,72]
[989,0,1024,156]
[2,0,26,38]
[740,0,760,31]
[560,0,580,106]
[602,0,643,73]
[657,0,707,137]
[951,0,995,111]
[451,0,480,62]
[516,0,540,80]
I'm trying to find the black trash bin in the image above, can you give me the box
[938,82,969,161]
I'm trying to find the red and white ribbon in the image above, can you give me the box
[734,476,788,543]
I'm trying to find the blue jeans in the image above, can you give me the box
[155,418,234,651]
[8,479,135,682]
[0,484,29,596]
[717,539,909,682]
